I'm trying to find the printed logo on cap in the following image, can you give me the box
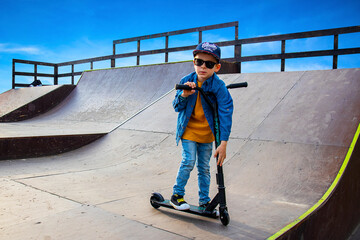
[201,42,217,52]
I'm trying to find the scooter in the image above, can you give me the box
[150,81,248,226]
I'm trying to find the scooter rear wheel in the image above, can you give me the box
[150,192,164,209]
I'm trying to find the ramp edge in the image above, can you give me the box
[268,123,360,240]
[0,133,106,160]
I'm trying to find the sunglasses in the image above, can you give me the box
[194,58,217,69]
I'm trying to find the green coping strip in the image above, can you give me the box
[267,123,360,240]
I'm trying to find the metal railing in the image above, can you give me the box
[218,25,360,72]
[112,21,239,66]
[12,22,360,88]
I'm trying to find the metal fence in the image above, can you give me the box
[12,21,360,88]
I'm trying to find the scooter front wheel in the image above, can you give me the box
[220,209,230,226]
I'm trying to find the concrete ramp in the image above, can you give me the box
[0,62,194,159]
[33,61,194,124]
[0,68,359,239]
[118,68,360,238]
[0,85,75,122]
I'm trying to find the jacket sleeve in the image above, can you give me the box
[172,73,194,112]
[216,82,234,141]
[173,89,188,112]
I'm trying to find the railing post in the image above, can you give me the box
[137,40,140,65]
[165,36,169,63]
[111,43,116,68]
[234,23,241,73]
[281,40,286,72]
[235,43,242,73]
[91,61,93,70]
[333,34,338,69]
[12,59,15,89]
[34,64,38,82]
[71,64,74,85]
[199,31,202,43]
[235,23,238,40]
[54,64,58,85]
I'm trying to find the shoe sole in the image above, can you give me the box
[170,201,190,211]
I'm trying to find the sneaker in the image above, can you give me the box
[170,194,190,210]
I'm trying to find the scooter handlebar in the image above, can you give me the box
[226,82,248,89]
[175,82,248,90]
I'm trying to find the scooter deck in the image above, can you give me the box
[152,199,219,219]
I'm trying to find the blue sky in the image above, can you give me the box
[0,0,359,93]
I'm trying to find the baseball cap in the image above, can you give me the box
[193,42,221,63]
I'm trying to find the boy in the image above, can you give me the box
[171,42,233,210]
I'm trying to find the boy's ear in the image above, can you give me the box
[214,63,221,73]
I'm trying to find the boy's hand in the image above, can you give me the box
[181,82,196,97]
[214,141,227,166]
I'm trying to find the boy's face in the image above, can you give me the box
[193,52,221,82]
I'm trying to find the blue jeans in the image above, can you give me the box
[173,139,213,205]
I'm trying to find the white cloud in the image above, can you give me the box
[285,62,331,71]
[241,59,332,73]
[0,43,42,55]
[241,61,281,73]
[242,41,281,56]
[45,38,112,63]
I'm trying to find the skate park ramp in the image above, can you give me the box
[0,68,359,239]
[0,61,195,159]
[0,85,75,122]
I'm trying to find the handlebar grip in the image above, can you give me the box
[175,84,193,90]
[226,82,248,89]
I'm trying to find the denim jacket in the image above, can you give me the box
[173,72,233,145]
